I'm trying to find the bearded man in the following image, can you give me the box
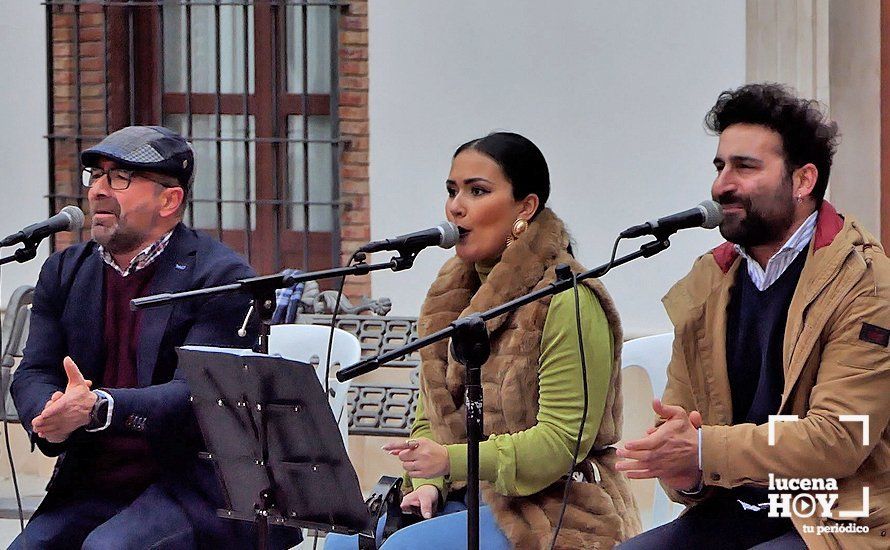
[10,126,300,549]
[616,84,890,550]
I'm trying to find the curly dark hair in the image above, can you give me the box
[705,83,839,205]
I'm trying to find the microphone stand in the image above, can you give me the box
[132,248,424,355]
[449,314,489,550]
[0,239,40,267]
[337,235,674,550]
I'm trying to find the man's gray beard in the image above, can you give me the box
[92,227,146,256]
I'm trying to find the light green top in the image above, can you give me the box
[408,281,614,497]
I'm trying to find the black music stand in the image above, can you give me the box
[177,346,370,549]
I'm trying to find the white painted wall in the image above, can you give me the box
[0,1,48,308]
[368,1,747,337]
[827,0,881,232]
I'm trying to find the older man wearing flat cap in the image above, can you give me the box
[11,126,299,549]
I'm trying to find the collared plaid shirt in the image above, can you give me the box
[734,210,818,291]
[98,229,174,277]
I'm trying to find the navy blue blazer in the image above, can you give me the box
[10,223,280,547]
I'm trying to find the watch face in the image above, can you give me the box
[89,395,109,429]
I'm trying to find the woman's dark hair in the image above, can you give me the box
[705,83,839,205]
[453,132,550,218]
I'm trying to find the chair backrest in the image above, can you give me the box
[2,285,35,423]
[2,285,35,363]
[297,314,421,437]
[268,324,362,380]
[620,332,673,398]
[619,332,684,531]
[267,324,362,447]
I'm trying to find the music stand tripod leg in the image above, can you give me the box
[255,489,272,549]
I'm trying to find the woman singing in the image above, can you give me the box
[327,132,639,549]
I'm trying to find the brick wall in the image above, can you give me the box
[47,1,373,303]
[49,3,109,250]
[338,0,371,301]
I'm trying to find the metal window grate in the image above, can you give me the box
[45,0,347,275]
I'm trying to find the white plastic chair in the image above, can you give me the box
[267,324,361,450]
[620,332,685,531]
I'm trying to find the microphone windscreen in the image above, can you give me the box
[438,221,460,249]
[61,205,85,232]
[698,200,723,229]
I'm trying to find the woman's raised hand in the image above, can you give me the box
[382,437,450,478]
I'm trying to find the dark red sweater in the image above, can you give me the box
[86,262,160,496]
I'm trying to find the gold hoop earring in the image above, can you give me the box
[506,219,529,247]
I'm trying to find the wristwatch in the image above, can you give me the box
[86,391,110,431]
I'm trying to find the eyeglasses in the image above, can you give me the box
[82,167,180,190]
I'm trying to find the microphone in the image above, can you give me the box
[358,221,460,254]
[0,206,85,247]
[620,200,723,239]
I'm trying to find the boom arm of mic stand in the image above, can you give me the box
[130,252,422,312]
[336,236,672,382]
[130,251,428,353]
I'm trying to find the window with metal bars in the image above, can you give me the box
[46,0,345,276]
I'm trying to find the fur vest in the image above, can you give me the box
[417,209,640,549]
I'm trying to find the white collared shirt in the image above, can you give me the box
[734,211,818,291]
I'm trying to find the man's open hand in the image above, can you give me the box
[31,357,96,443]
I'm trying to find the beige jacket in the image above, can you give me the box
[661,202,890,549]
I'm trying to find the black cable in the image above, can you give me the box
[322,250,359,397]
[311,252,359,550]
[594,235,623,279]
[2,391,25,533]
[549,273,588,549]
[310,249,362,550]
[0,266,25,532]
[310,524,320,550]
[549,236,622,549]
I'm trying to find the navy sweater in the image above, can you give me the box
[726,250,808,425]
[725,250,807,505]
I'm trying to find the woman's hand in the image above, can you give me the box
[400,485,440,519]
[382,437,450,478]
